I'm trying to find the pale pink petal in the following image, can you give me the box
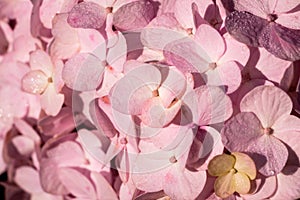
[67,1,106,29]
[240,85,293,128]
[158,66,187,107]
[131,168,166,192]
[140,14,187,51]
[40,0,77,28]
[163,168,206,200]
[109,64,161,114]
[77,28,106,53]
[11,136,35,157]
[204,61,241,94]
[63,53,105,91]
[29,50,53,77]
[40,83,64,116]
[46,140,86,167]
[220,33,250,66]
[52,59,64,93]
[274,0,300,13]
[247,48,293,90]
[77,129,107,165]
[243,175,277,200]
[276,11,300,29]
[188,126,224,171]
[195,24,225,62]
[183,86,233,126]
[15,166,43,194]
[90,171,118,199]
[174,0,196,31]
[107,32,127,72]
[58,167,97,199]
[271,166,300,199]
[141,97,181,128]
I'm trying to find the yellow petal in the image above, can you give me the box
[214,169,236,198]
[232,152,256,180]
[208,154,235,177]
[233,172,251,195]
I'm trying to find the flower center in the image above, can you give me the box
[267,14,278,22]
[152,89,159,97]
[106,7,113,13]
[209,62,217,70]
[264,127,274,135]
[169,156,177,163]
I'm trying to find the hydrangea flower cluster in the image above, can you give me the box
[0,0,299,199]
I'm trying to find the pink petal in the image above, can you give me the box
[271,166,300,199]
[204,61,242,94]
[90,171,118,199]
[163,168,206,200]
[63,53,105,91]
[14,166,43,194]
[174,0,198,31]
[113,0,157,31]
[67,2,106,29]
[276,11,300,29]
[40,83,64,116]
[232,0,270,18]
[39,159,68,195]
[21,70,49,94]
[90,100,118,138]
[195,24,225,62]
[38,107,75,137]
[240,85,293,128]
[183,86,233,126]
[164,37,210,73]
[58,167,97,199]
[29,50,53,77]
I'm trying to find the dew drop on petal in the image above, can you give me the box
[22,70,49,94]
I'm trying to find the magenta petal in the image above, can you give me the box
[259,23,300,61]
[113,0,157,31]
[221,112,289,176]
[67,2,106,29]
[63,53,105,91]
[225,11,267,47]
[0,26,9,55]
[232,0,270,18]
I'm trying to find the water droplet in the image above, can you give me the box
[22,70,49,94]
[269,170,275,175]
